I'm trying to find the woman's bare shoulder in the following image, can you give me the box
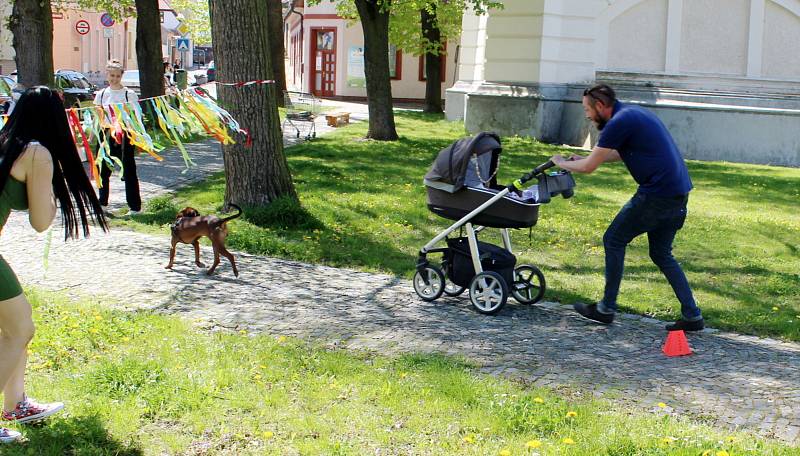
[10,142,53,181]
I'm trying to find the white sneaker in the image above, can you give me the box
[0,427,21,443]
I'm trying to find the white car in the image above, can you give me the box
[121,70,141,92]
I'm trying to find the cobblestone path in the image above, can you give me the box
[1,103,798,445]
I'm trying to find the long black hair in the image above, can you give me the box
[0,86,107,239]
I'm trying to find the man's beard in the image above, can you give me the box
[595,118,607,131]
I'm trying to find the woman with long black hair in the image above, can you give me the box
[0,86,107,443]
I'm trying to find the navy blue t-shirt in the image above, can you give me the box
[597,101,693,197]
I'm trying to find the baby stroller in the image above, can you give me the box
[414,132,576,314]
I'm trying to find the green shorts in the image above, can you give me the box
[0,255,23,301]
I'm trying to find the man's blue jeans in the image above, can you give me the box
[597,192,702,321]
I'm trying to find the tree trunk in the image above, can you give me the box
[354,0,398,141]
[266,0,286,106]
[421,5,443,114]
[210,0,297,206]
[135,0,165,98]
[10,0,54,87]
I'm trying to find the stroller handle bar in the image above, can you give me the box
[508,160,555,191]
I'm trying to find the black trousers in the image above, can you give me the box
[98,132,141,211]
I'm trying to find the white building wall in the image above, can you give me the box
[763,1,800,80]
[482,0,542,83]
[457,10,488,83]
[607,0,667,72]
[537,0,599,83]
[456,0,800,86]
[679,0,749,76]
[0,1,14,73]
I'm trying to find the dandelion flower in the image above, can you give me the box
[657,402,667,408]
[566,411,577,418]
[122,337,131,342]
[717,451,730,456]
[533,397,544,404]
[525,440,542,449]
[661,437,673,445]
[462,434,476,444]
[94,315,103,321]
[725,436,736,443]
[278,336,287,343]
[499,450,511,456]
[772,307,779,311]
[262,431,274,439]
[562,437,575,445]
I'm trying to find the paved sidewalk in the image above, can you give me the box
[2,103,799,445]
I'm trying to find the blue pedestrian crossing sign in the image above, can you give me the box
[176,38,191,52]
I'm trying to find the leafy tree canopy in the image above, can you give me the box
[313,0,502,56]
[54,0,211,46]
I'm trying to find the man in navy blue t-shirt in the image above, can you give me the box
[551,84,703,331]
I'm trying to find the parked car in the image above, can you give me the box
[55,70,97,108]
[121,70,141,93]
[206,60,215,82]
[0,75,18,114]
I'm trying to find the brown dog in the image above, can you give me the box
[166,204,242,276]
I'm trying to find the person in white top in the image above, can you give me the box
[93,59,141,215]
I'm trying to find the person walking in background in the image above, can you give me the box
[0,87,107,443]
[551,84,704,332]
[94,59,142,216]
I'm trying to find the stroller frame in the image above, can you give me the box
[415,160,570,315]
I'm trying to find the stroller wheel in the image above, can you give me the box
[413,265,445,302]
[469,271,508,315]
[443,281,466,297]
[511,264,546,304]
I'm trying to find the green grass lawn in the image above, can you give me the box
[3,288,793,455]
[117,111,800,341]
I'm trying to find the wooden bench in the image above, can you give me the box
[325,112,350,127]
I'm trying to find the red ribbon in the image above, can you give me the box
[67,109,97,181]
[215,79,276,87]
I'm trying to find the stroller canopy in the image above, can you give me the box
[424,132,502,193]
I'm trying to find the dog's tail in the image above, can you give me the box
[220,203,243,224]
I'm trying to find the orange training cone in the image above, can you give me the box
[662,330,692,357]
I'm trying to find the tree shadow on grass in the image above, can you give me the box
[4,415,142,456]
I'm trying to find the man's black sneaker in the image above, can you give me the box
[666,318,704,332]
[573,303,614,325]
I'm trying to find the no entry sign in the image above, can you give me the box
[75,20,90,35]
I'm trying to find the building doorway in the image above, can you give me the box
[310,28,336,97]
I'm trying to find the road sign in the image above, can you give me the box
[75,20,90,35]
[176,38,191,52]
[177,23,189,35]
[103,28,114,38]
[100,13,115,27]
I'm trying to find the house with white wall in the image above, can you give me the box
[284,0,457,101]
[448,0,800,166]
